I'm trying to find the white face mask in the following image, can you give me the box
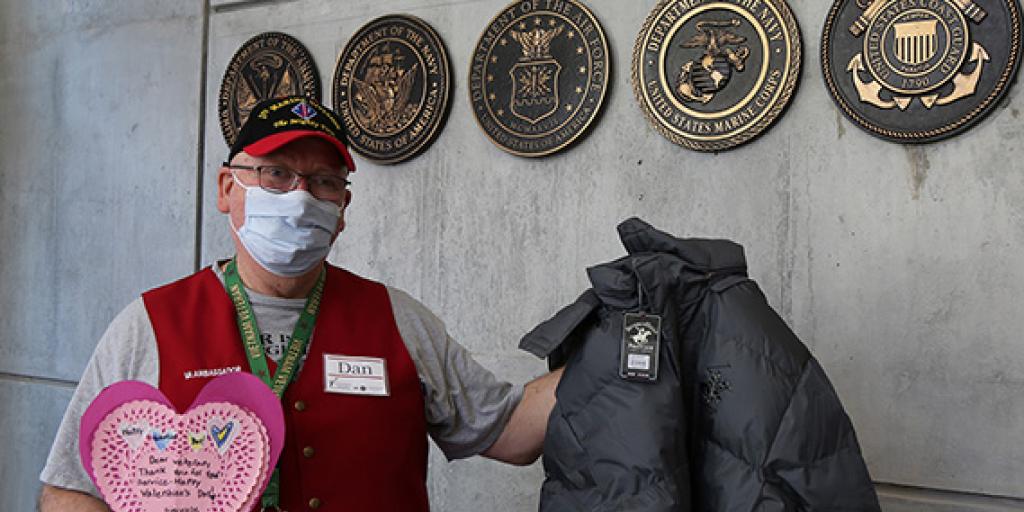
[230,178,342,277]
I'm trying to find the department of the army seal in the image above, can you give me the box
[332,15,452,164]
[218,32,321,147]
[822,0,1022,142]
[468,0,610,157]
[632,0,802,152]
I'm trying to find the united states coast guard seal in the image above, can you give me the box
[632,0,802,152]
[468,0,610,157]
[219,32,321,147]
[822,0,1021,142]
[333,15,452,164]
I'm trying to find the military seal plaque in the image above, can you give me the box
[822,0,1021,142]
[332,15,452,164]
[219,32,321,147]
[632,0,802,151]
[469,0,610,157]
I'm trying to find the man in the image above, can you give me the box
[39,96,561,511]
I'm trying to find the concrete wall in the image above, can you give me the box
[2,0,1021,510]
[0,1,204,510]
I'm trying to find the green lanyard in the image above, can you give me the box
[223,258,325,510]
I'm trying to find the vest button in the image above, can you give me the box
[308,497,321,509]
[303,446,315,458]
[294,400,307,411]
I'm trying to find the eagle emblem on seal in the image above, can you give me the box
[351,46,419,135]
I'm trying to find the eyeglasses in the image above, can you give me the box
[224,164,350,202]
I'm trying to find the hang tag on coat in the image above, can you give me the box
[620,313,661,382]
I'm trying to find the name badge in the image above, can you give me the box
[323,355,390,397]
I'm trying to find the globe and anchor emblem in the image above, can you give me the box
[674,19,752,104]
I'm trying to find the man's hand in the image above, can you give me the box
[38,484,109,512]
[483,367,564,465]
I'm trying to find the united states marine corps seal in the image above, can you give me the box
[332,15,452,164]
[469,0,610,157]
[822,0,1022,142]
[632,0,802,152]
[219,32,321,147]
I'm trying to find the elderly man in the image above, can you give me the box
[39,96,561,511]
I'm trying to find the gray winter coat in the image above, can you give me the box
[520,218,881,511]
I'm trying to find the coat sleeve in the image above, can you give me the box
[762,357,882,511]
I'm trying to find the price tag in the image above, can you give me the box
[620,313,661,382]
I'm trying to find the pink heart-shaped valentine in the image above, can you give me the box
[80,372,284,512]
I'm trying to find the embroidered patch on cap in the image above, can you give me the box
[291,101,318,121]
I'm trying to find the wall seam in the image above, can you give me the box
[875,481,1024,504]
[194,0,212,272]
[211,0,299,14]
[776,148,794,323]
[0,371,77,389]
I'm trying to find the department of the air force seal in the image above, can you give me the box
[468,0,610,157]
[332,15,452,164]
[219,32,321,147]
[632,0,802,152]
[822,0,1022,142]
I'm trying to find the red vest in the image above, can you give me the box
[142,265,429,511]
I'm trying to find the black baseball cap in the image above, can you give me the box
[228,96,356,172]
